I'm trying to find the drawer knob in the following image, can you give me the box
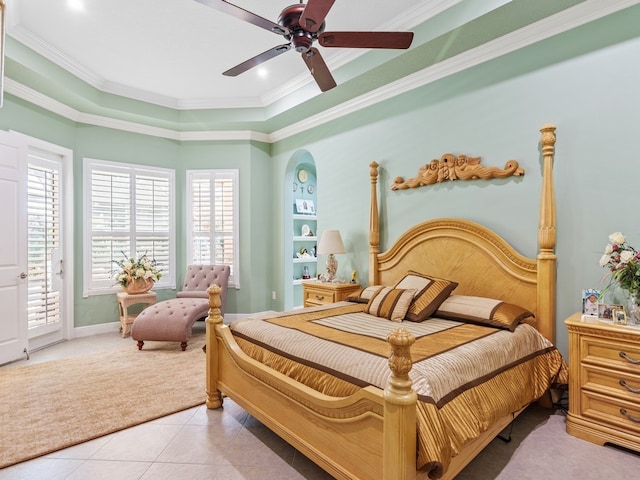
[620,408,640,423]
[619,351,640,364]
[619,379,640,394]
[315,295,325,300]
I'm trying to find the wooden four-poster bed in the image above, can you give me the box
[204,123,565,479]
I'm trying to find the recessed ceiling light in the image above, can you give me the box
[257,68,268,79]
[67,0,85,11]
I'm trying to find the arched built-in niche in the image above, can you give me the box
[284,150,317,310]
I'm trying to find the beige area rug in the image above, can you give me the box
[0,334,207,468]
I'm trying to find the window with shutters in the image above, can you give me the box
[83,158,175,296]
[186,170,239,287]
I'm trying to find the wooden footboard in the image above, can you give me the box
[205,284,418,480]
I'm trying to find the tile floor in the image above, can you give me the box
[0,325,333,480]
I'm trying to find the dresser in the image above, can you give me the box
[302,281,361,307]
[565,312,640,452]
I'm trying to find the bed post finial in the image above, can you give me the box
[369,161,380,286]
[383,328,417,480]
[205,284,223,409]
[537,123,557,343]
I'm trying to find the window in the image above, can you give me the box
[186,170,239,287]
[83,158,175,295]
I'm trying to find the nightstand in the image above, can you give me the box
[565,312,640,453]
[116,291,157,338]
[302,281,361,307]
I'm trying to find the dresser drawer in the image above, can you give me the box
[582,363,640,403]
[581,335,640,375]
[581,390,640,435]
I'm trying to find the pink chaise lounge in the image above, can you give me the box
[131,265,230,351]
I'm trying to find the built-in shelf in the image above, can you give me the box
[293,257,317,263]
[290,163,318,308]
[293,236,317,241]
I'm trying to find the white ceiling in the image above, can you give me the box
[7,0,448,109]
[7,0,636,119]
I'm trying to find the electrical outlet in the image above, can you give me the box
[272,291,276,300]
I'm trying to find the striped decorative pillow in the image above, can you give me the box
[394,271,458,322]
[345,285,383,304]
[366,287,416,322]
[434,295,534,331]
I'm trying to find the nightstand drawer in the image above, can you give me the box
[304,286,338,306]
[582,364,640,402]
[582,390,640,435]
[581,336,640,374]
[302,282,361,308]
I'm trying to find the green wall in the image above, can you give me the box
[270,24,640,359]
[2,8,640,358]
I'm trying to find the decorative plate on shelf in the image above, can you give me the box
[307,184,314,194]
[293,182,298,192]
[301,224,310,236]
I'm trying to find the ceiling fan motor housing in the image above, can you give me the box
[278,4,325,53]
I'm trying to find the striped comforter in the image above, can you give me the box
[230,302,567,478]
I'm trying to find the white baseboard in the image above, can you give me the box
[73,322,121,338]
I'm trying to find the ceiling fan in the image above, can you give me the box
[194,0,414,92]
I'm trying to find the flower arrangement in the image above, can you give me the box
[599,232,640,298]
[112,252,162,288]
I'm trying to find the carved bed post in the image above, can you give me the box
[205,284,223,409]
[369,161,381,286]
[384,328,417,480]
[537,124,557,343]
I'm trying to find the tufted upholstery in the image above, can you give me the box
[176,264,230,315]
[132,265,230,351]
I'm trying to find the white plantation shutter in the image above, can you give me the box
[187,170,238,286]
[84,159,175,295]
[27,160,61,330]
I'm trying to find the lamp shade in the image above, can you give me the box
[317,230,345,255]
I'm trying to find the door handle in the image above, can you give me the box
[19,272,28,279]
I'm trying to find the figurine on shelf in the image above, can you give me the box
[351,270,358,284]
[302,266,311,279]
[296,247,313,260]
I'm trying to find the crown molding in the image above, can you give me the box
[6,0,639,144]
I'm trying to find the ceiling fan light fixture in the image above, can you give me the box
[292,31,314,53]
[197,0,413,92]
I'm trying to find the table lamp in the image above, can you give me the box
[317,230,345,282]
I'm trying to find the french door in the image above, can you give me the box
[0,131,72,364]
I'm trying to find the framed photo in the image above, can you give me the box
[581,289,600,316]
[613,308,628,325]
[598,303,623,320]
[295,199,315,214]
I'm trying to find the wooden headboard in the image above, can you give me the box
[368,124,557,343]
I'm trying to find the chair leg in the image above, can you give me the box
[137,340,144,350]
[180,342,187,351]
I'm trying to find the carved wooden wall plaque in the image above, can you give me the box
[390,153,524,190]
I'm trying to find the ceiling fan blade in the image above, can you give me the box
[319,31,414,49]
[299,0,336,33]
[193,0,289,36]
[223,44,292,76]
[302,48,337,92]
